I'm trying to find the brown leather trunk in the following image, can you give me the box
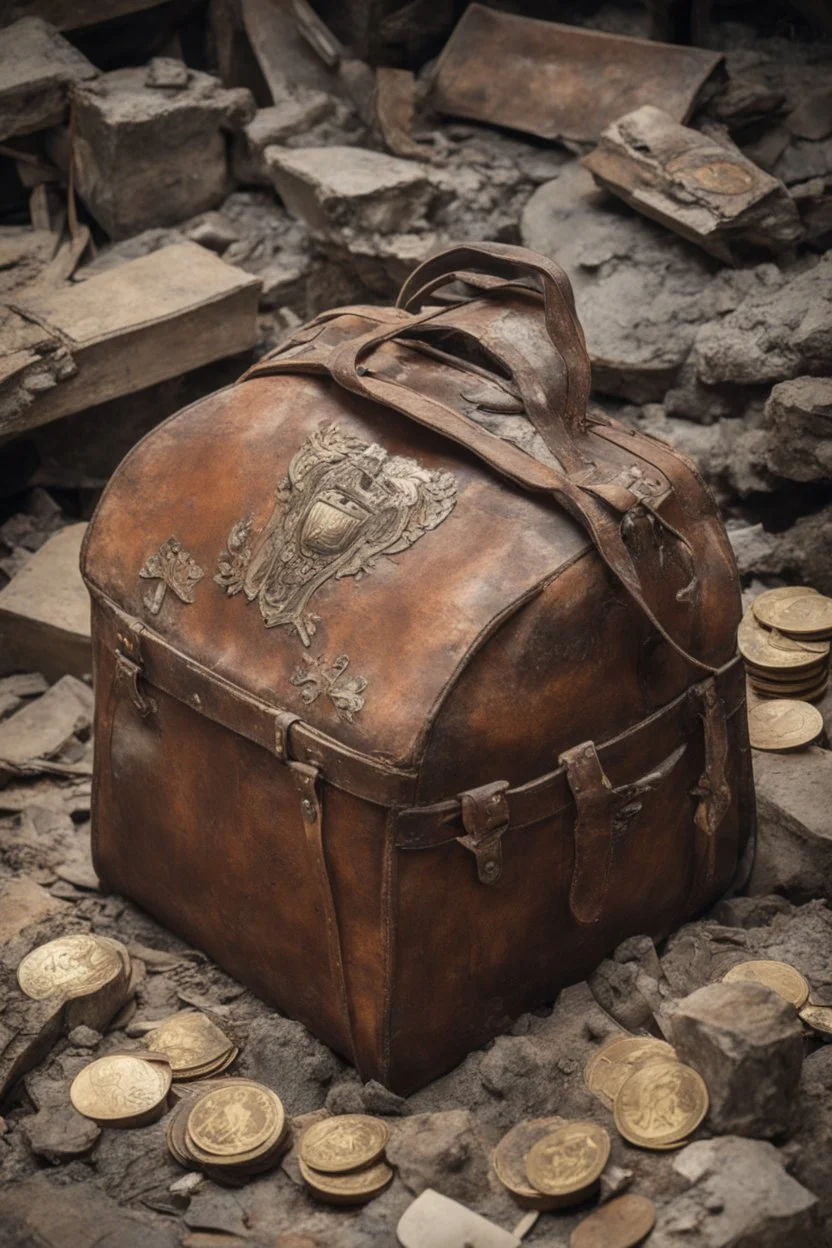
[82,243,755,1095]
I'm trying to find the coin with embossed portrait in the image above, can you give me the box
[300,1114,389,1174]
[585,1035,678,1110]
[146,1010,235,1079]
[187,1082,284,1157]
[493,1116,568,1209]
[18,934,124,1002]
[614,1060,708,1150]
[71,1053,171,1125]
[525,1122,610,1198]
[747,699,823,751]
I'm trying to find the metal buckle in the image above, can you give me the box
[456,780,510,884]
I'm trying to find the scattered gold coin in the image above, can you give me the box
[492,1116,568,1209]
[747,699,823,751]
[70,1053,172,1126]
[584,1035,678,1110]
[300,1114,389,1174]
[18,934,125,1002]
[570,1192,657,1248]
[146,1010,236,1080]
[799,1003,832,1036]
[298,1155,393,1205]
[723,960,810,1009]
[187,1082,285,1157]
[525,1122,610,1200]
[614,1060,708,1150]
[762,593,832,639]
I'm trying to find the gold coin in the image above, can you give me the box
[298,1155,393,1205]
[752,586,819,630]
[492,1116,567,1208]
[723,960,810,1009]
[569,1193,657,1248]
[299,1114,389,1174]
[738,613,828,672]
[18,934,124,1002]
[748,674,829,699]
[187,1082,284,1157]
[799,1003,832,1035]
[614,1060,708,1149]
[525,1122,610,1198]
[146,1011,233,1077]
[584,1036,678,1110]
[70,1053,171,1124]
[763,594,832,638]
[747,699,823,750]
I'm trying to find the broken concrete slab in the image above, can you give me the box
[649,1137,818,1247]
[763,376,832,482]
[669,981,804,1137]
[71,67,255,239]
[265,145,438,240]
[0,1176,179,1248]
[232,91,335,185]
[693,254,832,387]
[4,243,261,435]
[748,747,832,904]
[433,4,724,145]
[0,523,90,682]
[0,673,92,767]
[583,106,802,262]
[0,17,97,142]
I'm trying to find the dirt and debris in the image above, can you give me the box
[0,0,831,1244]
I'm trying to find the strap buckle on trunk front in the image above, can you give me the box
[113,619,155,718]
[457,781,510,884]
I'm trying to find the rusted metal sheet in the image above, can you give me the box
[433,4,724,144]
[583,106,803,262]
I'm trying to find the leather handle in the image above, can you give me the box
[395,242,591,443]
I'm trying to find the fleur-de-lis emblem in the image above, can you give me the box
[290,653,367,722]
[139,537,204,616]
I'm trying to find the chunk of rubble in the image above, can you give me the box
[791,1047,832,1239]
[649,1137,817,1247]
[265,145,438,240]
[693,254,832,387]
[0,673,92,768]
[521,164,717,401]
[668,981,804,1137]
[763,377,832,482]
[5,243,261,435]
[748,747,832,904]
[790,176,832,243]
[233,92,335,185]
[385,1110,491,1205]
[71,67,255,239]
[788,86,832,141]
[22,1105,100,1163]
[0,1177,179,1248]
[0,524,90,683]
[0,18,97,142]
[584,106,802,262]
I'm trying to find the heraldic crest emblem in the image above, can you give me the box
[214,423,457,646]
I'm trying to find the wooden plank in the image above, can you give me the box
[0,17,97,141]
[0,524,90,682]
[4,242,261,434]
[0,1,166,32]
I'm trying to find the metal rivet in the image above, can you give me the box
[192,693,202,708]
[301,798,315,820]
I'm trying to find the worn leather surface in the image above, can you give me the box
[84,242,755,1093]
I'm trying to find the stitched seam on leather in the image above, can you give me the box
[379,807,398,1086]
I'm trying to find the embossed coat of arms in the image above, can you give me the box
[215,423,457,646]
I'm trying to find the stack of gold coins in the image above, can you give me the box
[145,1010,238,1080]
[298,1114,393,1206]
[613,1060,708,1151]
[70,1052,172,1127]
[739,587,832,702]
[584,1036,678,1111]
[518,1121,611,1209]
[17,932,134,1031]
[492,1116,569,1210]
[168,1079,289,1181]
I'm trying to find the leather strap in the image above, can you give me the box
[457,781,510,884]
[559,742,619,926]
[689,676,732,909]
[288,761,359,1071]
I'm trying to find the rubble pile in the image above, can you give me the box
[1,0,831,1245]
